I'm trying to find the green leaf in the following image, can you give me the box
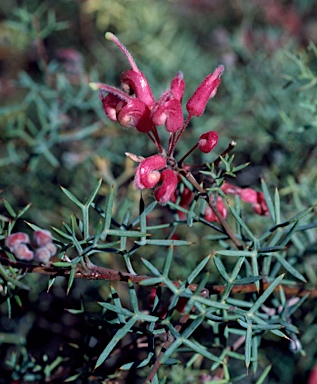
[232,276,263,286]
[261,179,275,223]
[98,302,133,317]
[213,255,230,282]
[248,274,285,315]
[245,322,252,370]
[95,317,136,369]
[186,256,210,284]
[141,258,161,277]
[229,206,255,241]
[66,265,77,295]
[139,277,164,286]
[3,200,16,218]
[102,229,147,238]
[162,245,174,277]
[255,364,272,384]
[135,239,190,246]
[237,318,283,330]
[274,188,281,224]
[274,253,307,282]
[120,352,154,370]
[215,250,254,257]
[60,185,83,208]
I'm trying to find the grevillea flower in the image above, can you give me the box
[204,197,227,222]
[186,65,224,117]
[154,169,178,205]
[151,72,185,133]
[91,33,225,204]
[221,183,269,217]
[198,131,219,153]
[134,154,167,189]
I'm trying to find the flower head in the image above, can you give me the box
[91,33,225,204]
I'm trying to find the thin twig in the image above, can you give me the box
[0,255,315,298]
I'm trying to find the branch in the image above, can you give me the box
[0,255,315,298]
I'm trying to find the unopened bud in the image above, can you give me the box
[198,131,219,153]
[186,65,224,117]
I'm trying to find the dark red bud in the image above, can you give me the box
[186,65,224,117]
[198,131,219,153]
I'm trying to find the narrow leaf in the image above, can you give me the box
[95,317,136,369]
[248,274,285,315]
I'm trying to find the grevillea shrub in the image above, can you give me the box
[0,10,317,383]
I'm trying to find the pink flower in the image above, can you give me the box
[222,183,269,217]
[154,169,178,205]
[120,69,155,108]
[98,87,152,132]
[151,73,185,133]
[134,155,167,189]
[204,197,227,222]
[221,182,242,195]
[198,131,219,153]
[252,192,269,216]
[186,65,224,117]
[240,188,258,204]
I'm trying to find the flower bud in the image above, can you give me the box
[154,169,178,205]
[5,232,30,252]
[13,243,34,261]
[33,230,53,247]
[170,72,185,101]
[134,155,167,189]
[221,182,241,195]
[198,131,219,153]
[186,65,224,117]
[34,247,51,263]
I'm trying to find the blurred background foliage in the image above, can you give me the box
[0,0,317,382]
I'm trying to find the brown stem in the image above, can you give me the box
[144,289,209,383]
[0,255,315,298]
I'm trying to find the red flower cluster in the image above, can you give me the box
[5,230,57,263]
[90,33,223,204]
